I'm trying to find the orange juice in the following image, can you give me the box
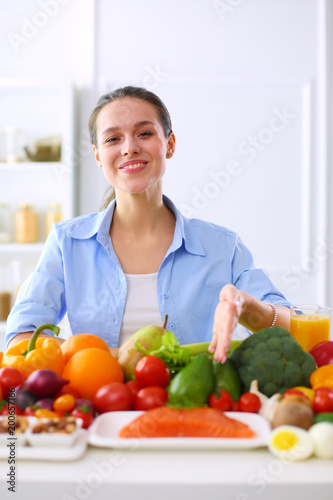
[290,314,330,352]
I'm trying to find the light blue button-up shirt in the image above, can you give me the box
[5,196,290,347]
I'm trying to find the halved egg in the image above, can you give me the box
[268,425,314,461]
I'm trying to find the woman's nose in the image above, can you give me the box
[121,136,140,155]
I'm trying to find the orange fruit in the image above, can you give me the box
[0,351,3,367]
[62,348,123,400]
[61,334,110,365]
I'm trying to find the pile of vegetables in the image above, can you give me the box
[1,319,333,460]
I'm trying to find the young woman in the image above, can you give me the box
[6,86,291,363]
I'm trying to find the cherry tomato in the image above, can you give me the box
[238,392,261,413]
[23,405,40,416]
[93,382,133,413]
[0,367,25,399]
[313,387,333,414]
[125,380,142,399]
[53,394,76,413]
[71,406,93,429]
[134,386,168,411]
[208,389,233,411]
[0,400,22,416]
[134,356,170,388]
[230,401,239,412]
[34,409,60,419]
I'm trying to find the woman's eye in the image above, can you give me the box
[106,137,119,143]
[139,131,153,137]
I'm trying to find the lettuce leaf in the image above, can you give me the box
[135,330,193,373]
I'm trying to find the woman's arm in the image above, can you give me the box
[209,284,290,363]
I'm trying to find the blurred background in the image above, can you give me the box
[0,0,332,348]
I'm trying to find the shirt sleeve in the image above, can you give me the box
[231,235,291,307]
[5,226,67,347]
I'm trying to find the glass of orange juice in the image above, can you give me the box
[290,304,330,352]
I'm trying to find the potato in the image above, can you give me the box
[272,397,314,430]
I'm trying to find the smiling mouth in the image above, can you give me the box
[119,161,148,170]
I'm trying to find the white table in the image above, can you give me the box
[0,445,332,500]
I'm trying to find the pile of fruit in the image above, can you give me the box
[0,320,333,460]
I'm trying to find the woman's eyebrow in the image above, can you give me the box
[101,120,155,137]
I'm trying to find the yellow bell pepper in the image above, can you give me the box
[2,324,64,379]
[310,364,333,390]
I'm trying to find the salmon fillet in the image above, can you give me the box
[119,406,256,439]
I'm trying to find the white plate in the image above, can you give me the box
[88,411,271,450]
[0,430,87,461]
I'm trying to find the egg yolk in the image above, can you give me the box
[272,430,299,450]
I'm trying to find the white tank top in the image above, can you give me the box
[118,272,162,346]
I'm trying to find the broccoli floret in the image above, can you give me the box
[229,326,317,397]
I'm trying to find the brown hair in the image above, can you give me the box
[88,86,173,209]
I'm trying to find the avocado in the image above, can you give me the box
[213,358,241,401]
[168,353,215,408]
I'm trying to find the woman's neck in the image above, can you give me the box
[111,190,174,237]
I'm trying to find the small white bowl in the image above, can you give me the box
[0,416,30,446]
[26,417,83,448]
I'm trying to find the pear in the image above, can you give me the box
[116,316,169,381]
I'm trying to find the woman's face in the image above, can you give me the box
[93,97,175,197]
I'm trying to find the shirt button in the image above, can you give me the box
[163,293,168,299]
[169,323,175,329]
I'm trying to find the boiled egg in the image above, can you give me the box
[309,422,333,459]
[268,425,314,461]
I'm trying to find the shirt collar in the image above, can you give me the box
[68,196,206,256]
[163,196,206,257]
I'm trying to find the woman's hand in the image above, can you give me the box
[209,284,243,363]
[209,284,291,363]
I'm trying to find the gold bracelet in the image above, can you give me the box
[266,302,277,327]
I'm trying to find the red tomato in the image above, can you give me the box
[208,389,233,411]
[93,382,133,413]
[125,380,142,399]
[238,392,261,413]
[71,406,93,429]
[134,386,168,411]
[23,405,39,416]
[0,367,25,400]
[134,356,170,388]
[230,401,239,412]
[0,400,22,416]
[313,387,333,414]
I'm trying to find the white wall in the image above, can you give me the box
[93,0,331,309]
[1,0,332,311]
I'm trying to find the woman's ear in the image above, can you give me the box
[166,132,176,158]
[92,145,102,168]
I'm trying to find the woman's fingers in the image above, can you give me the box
[211,286,243,363]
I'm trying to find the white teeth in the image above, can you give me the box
[122,162,146,169]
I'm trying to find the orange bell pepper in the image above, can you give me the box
[310,364,333,390]
[2,324,64,379]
